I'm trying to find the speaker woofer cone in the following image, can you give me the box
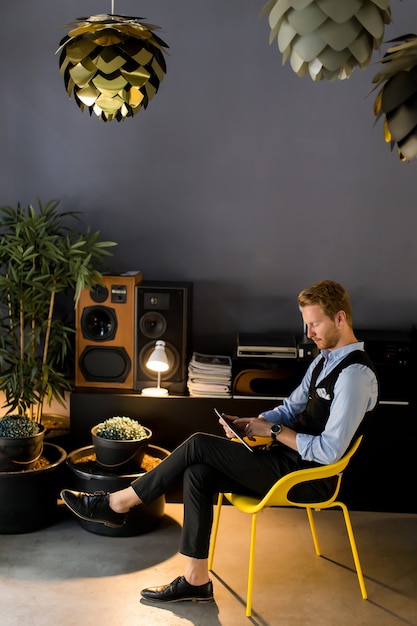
[81,306,117,341]
[138,341,180,381]
[139,312,167,339]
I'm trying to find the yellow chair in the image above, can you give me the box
[208,436,367,617]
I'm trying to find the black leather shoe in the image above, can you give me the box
[60,489,128,528]
[141,576,214,603]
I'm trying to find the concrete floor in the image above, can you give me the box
[0,502,416,626]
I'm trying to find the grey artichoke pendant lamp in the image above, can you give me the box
[261,0,392,82]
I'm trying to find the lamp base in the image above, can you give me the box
[141,387,169,397]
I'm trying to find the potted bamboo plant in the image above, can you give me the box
[0,198,116,532]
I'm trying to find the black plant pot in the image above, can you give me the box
[0,424,45,472]
[0,442,67,534]
[91,424,152,471]
[66,444,169,537]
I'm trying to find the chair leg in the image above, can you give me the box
[338,502,368,600]
[306,507,321,556]
[208,493,224,570]
[246,512,258,618]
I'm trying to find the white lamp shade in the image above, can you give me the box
[146,340,169,373]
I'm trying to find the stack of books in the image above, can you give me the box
[187,352,232,397]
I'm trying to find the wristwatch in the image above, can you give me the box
[270,423,282,441]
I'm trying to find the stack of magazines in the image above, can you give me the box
[187,352,232,397]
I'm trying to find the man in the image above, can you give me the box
[61,279,378,604]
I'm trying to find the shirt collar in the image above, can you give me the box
[321,341,364,365]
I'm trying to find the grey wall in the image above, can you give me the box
[1,0,417,353]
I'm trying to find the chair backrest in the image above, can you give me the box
[234,436,363,511]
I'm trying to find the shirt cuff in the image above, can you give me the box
[259,409,280,423]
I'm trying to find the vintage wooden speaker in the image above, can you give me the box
[75,273,142,389]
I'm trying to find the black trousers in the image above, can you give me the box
[130,433,306,559]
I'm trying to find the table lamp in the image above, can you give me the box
[141,340,170,396]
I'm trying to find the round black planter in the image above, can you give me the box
[66,444,169,537]
[91,424,152,471]
[0,424,45,472]
[0,442,67,534]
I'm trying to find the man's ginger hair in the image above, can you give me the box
[297,280,353,326]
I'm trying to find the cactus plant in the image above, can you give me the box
[95,416,151,440]
[0,414,42,438]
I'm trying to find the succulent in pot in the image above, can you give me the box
[0,414,45,471]
[0,414,43,438]
[95,416,152,441]
[92,416,152,470]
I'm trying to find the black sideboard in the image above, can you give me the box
[70,392,278,450]
[70,391,416,514]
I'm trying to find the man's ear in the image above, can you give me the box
[336,310,346,326]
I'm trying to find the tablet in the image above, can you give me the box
[214,408,254,453]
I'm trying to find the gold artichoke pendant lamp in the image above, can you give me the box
[372,35,417,161]
[57,8,168,122]
[261,0,392,82]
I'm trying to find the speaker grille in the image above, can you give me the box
[79,346,131,382]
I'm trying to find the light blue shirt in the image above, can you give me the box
[260,342,379,465]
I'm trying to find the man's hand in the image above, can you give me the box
[219,414,272,440]
[218,413,299,452]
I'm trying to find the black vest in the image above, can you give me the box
[292,350,378,440]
